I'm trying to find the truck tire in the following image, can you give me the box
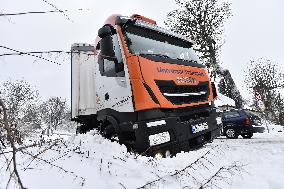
[224,127,238,139]
[76,123,95,134]
[241,133,253,139]
[76,125,87,134]
[102,123,116,139]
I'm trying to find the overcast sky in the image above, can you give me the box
[1,0,283,103]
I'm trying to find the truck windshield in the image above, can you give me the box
[123,25,202,65]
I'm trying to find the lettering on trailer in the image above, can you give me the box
[157,67,204,77]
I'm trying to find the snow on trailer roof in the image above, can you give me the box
[215,93,235,107]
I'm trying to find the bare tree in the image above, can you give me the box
[0,103,6,147]
[40,97,68,133]
[0,98,26,189]
[22,104,41,129]
[272,93,284,125]
[245,58,284,123]
[1,97,84,188]
[0,2,84,188]
[1,79,39,142]
[165,0,243,107]
[165,0,231,75]
[218,69,243,108]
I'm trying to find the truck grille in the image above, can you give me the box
[155,80,210,105]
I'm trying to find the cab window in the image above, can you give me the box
[98,33,125,77]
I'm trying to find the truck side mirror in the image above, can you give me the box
[98,25,123,75]
[115,63,124,73]
[100,37,115,58]
[98,25,112,38]
[99,25,116,58]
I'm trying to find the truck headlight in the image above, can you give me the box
[154,152,163,160]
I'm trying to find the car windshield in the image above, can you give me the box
[123,25,202,65]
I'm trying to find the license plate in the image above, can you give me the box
[149,132,170,146]
[192,122,209,134]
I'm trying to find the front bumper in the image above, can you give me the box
[129,108,219,156]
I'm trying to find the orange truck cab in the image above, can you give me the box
[71,14,219,157]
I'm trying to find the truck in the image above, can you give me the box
[71,14,219,157]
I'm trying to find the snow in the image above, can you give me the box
[215,93,236,107]
[1,124,284,189]
[222,133,284,189]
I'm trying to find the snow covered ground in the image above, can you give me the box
[219,133,284,189]
[1,124,283,189]
[215,93,236,107]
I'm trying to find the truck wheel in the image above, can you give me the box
[76,125,87,134]
[76,123,94,134]
[76,126,81,134]
[241,133,253,139]
[224,128,238,139]
[102,123,116,139]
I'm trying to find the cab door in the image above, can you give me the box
[95,26,134,113]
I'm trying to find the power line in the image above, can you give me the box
[0,50,71,57]
[0,46,62,65]
[0,9,84,17]
[0,50,94,57]
[41,0,72,21]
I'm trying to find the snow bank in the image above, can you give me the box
[262,122,284,134]
[220,133,284,189]
[1,127,284,189]
[215,93,235,107]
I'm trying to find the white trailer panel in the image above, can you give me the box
[71,43,97,118]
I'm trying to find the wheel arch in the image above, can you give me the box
[97,114,120,133]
